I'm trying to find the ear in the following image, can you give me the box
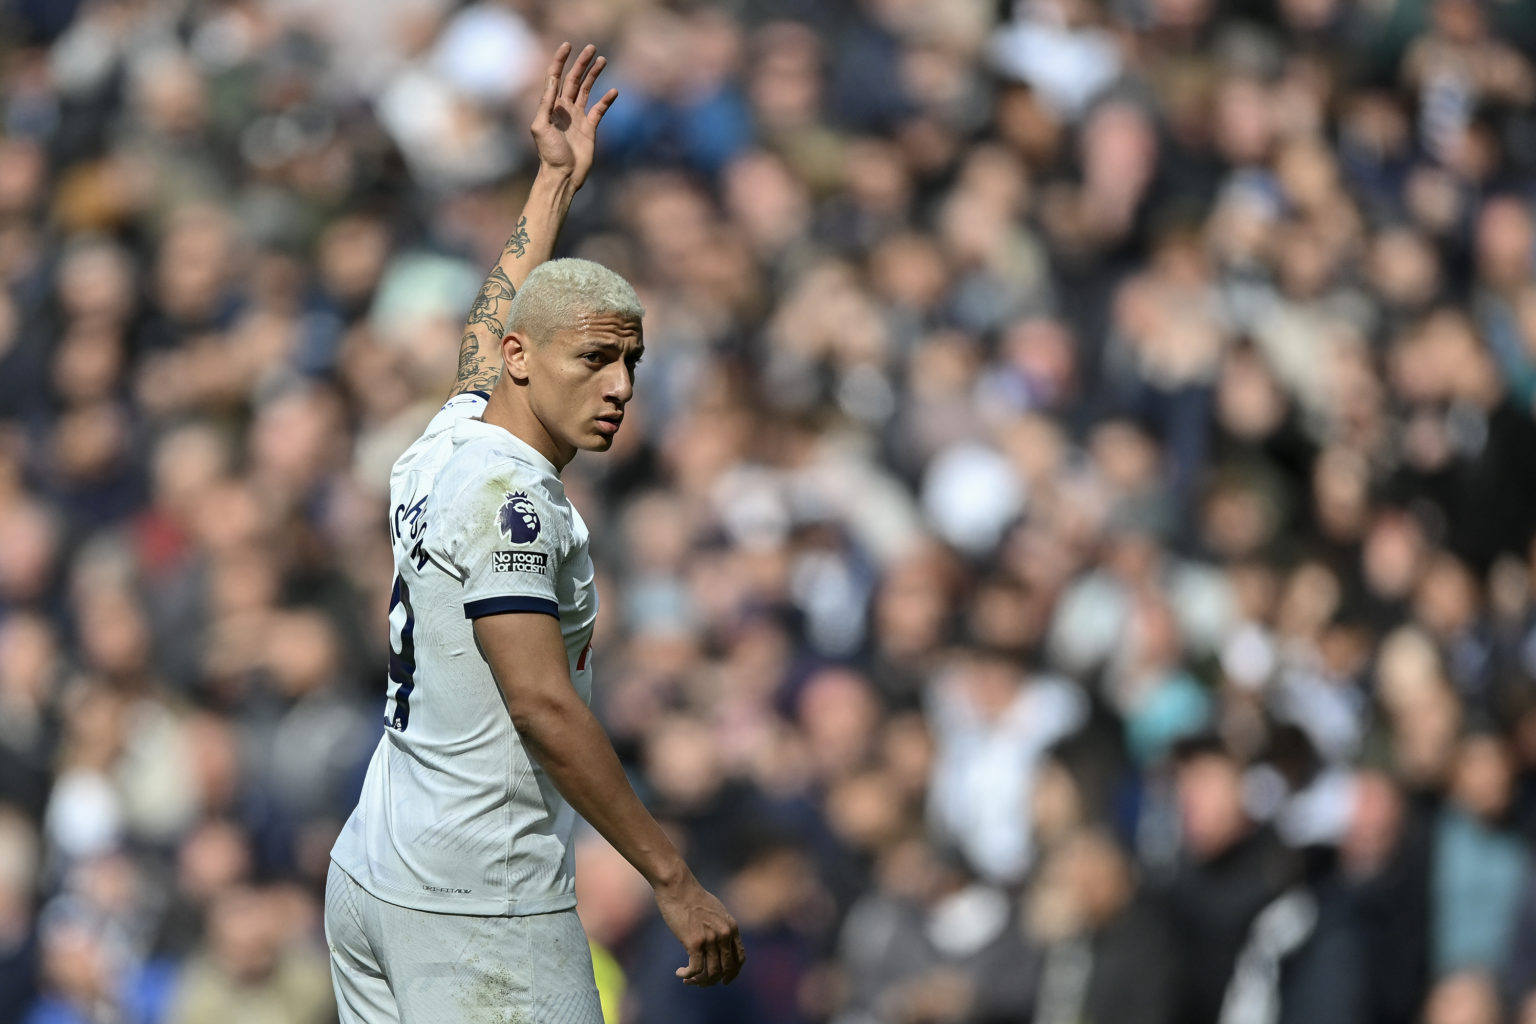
[501,331,533,384]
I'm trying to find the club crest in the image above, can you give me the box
[497,491,541,543]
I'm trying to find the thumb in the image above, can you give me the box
[676,948,704,980]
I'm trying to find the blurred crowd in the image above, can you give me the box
[2,0,1536,1022]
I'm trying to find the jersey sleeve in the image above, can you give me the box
[450,465,564,621]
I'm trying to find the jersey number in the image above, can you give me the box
[386,575,417,731]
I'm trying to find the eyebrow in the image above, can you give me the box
[581,340,645,360]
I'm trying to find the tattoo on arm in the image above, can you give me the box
[507,216,530,259]
[450,268,516,397]
[466,267,516,331]
[452,328,501,395]
[447,216,535,398]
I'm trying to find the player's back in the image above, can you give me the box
[331,389,594,918]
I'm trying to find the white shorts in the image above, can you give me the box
[325,860,604,1024]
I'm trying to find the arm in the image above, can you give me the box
[450,42,619,398]
[473,611,745,986]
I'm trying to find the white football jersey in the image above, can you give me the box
[331,391,598,916]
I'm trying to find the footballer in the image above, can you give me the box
[324,42,744,1023]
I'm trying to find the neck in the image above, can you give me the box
[482,387,573,471]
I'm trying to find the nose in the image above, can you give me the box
[604,361,634,404]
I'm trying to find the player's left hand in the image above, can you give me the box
[531,42,618,191]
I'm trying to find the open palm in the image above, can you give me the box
[530,42,618,191]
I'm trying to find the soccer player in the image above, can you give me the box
[324,43,744,1023]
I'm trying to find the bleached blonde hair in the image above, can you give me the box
[507,258,644,345]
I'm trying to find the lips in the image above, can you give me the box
[595,415,622,436]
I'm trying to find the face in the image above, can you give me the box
[1177,754,1248,860]
[508,312,643,464]
[1452,735,1514,822]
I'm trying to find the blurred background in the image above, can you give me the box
[1,0,1536,1022]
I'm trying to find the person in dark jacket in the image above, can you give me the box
[1028,828,1177,1024]
[1337,770,1433,1024]
[1159,738,1302,1024]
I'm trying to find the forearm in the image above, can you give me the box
[449,168,579,396]
[515,687,743,987]
[517,691,690,889]
[502,167,579,292]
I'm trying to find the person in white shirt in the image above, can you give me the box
[325,42,743,1024]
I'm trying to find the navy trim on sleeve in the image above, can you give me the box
[464,596,559,619]
[468,389,491,400]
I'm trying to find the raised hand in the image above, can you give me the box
[531,42,618,191]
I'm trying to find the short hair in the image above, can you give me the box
[506,258,644,345]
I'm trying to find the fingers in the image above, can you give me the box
[543,41,571,94]
[587,88,619,128]
[536,43,569,123]
[563,43,596,103]
[680,930,743,987]
[675,947,704,984]
[576,54,606,109]
[724,931,746,985]
[545,41,572,78]
[702,938,723,986]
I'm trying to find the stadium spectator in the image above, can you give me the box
[1,0,1535,1020]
